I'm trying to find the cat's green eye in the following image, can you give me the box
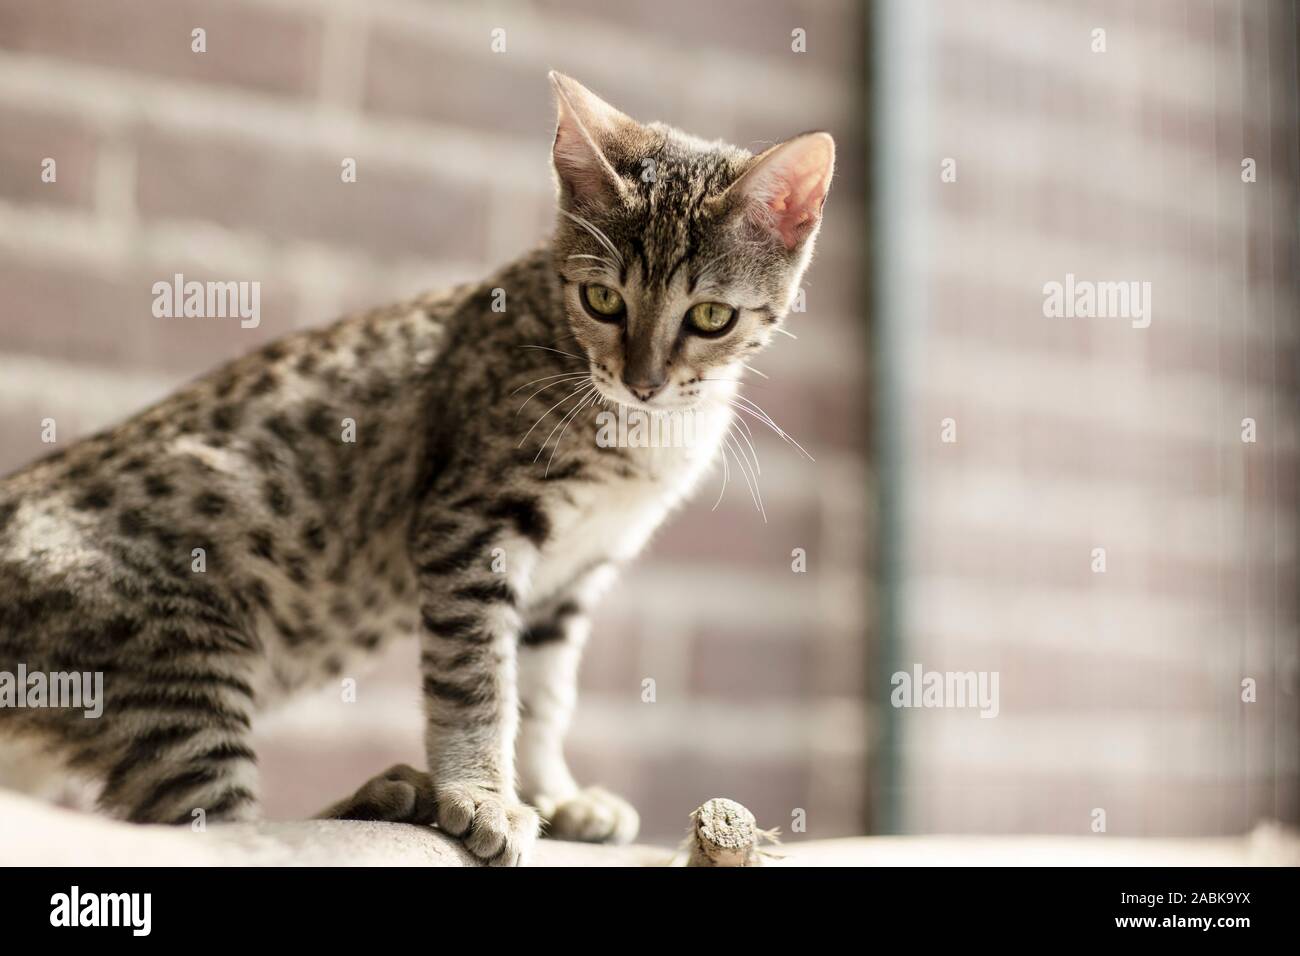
[583,284,625,318]
[686,302,736,335]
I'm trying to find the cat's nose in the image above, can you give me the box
[622,372,665,403]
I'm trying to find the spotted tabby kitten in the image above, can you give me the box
[0,73,834,864]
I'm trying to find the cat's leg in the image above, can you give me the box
[517,567,639,845]
[412,513,541,866]
[98,732,259,825]
[3,595,261,826]
[93,683,260,826]
[85,605,265,825]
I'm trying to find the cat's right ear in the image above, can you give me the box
[549,71,630,210]
[715,132,835,251]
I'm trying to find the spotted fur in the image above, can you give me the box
[0,73,834,865]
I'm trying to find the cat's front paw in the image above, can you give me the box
[318,763,437,824]
[537,786,640,844]
[434,781,539,866]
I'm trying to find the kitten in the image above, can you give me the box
[0,73,834,865]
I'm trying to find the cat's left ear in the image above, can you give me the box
[549,71,632,209]
[719,132,835,250]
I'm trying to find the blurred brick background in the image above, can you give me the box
[877,0,1299,835]
[0,0,872,843]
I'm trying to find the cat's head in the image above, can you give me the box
[548,72,834,412]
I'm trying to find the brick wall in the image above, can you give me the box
[877,0,1299,835]
[0,0,871,843]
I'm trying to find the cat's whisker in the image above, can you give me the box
[517,344,590,363]
[729,423,764,507]
[566,254,618,272]
[775,327,797,340]
[545,387,600,475]
[729,392,793,437]
[726,400,809,461]
[723,430,754,506]
[726,399,810,461]
[711,438,731,511]
[515,374,593,416]
[724,431,766,523]
[536,384,597,465]
[698,377,765,388]
[742,363,769,380]
[731,419,762,476]
[518,380,593,448]
[511,371,590,397]
[726,394,815,462]
[560,210,625,268]
[731,409,756,443]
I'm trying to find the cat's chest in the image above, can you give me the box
[529,474,674,604]
[529,406,729,603]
